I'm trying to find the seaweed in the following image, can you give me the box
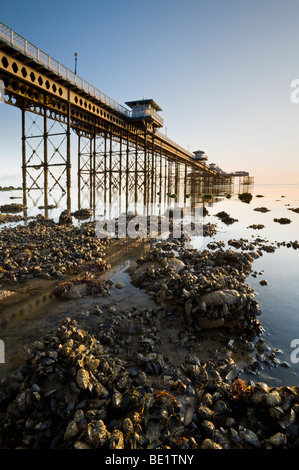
[230,379,247,400]
[202,194,213,201]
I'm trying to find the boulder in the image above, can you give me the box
[198,289,241,309]
[65,283,89,299]
[167,258,185,273]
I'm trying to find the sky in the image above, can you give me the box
[0,0,299,185]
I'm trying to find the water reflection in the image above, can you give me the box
[1,164,253,225]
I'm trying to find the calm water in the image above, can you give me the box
[1,182,299,386]
[193,183,299,385]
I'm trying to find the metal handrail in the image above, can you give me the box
[131,108,164,125]
[0,22,131,117]
[156,131,194,158]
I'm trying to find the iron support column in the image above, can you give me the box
[126,131,129,211]
[175,156,179,198]
[159,147,162,206]
[43,106,48,212]
[119,134,122,198]
[21,108,27,211]
[77,133,81,209]
[151,133,155,204]
[104,131,107,208]
[134,133,138,205]
[92,132,96,211]
[184,164,187,202]
[144,125,147,208]
[109,132,112,206]
[66,102,71,212]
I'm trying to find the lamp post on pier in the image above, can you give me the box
[74,52,78,75]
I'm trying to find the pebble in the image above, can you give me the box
[254,207,270,212]
[115,282,125,289]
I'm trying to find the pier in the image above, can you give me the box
[0,22,253,214]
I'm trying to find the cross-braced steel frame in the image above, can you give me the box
[21,103,71,211]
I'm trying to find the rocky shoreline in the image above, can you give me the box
[0,214,109,283]
[130,238,261,334]
[0,208,299,449]
[0,311,298,450]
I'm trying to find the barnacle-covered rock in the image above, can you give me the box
[201,439,223,449]
[109,429,124,449]
[76,368,90,390]
[52,276,110,299]
[0,218,108,283]
[87,420,111,447]
[131,242,261,335]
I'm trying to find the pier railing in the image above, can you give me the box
[131,107,164,126]
[156,131,194,158]
[0,22,131,117]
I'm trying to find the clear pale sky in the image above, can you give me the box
[0,0,299,185]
